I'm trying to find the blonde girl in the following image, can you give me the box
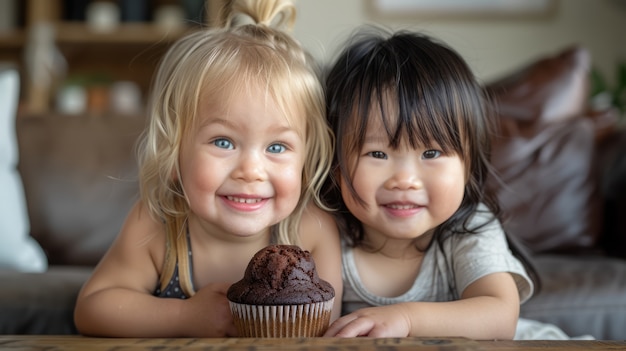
[75,0,341,337]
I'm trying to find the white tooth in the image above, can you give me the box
[227,196,260,204]
[389,204,413,210]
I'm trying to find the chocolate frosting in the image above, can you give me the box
[227,245,335,305]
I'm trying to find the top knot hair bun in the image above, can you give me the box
[221,0,296,31]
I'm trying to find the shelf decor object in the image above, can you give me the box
[368,0,558,19]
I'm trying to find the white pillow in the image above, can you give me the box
[0,65,47,272]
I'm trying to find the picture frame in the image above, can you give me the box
[368,0,558,20]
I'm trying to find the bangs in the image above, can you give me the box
[345,61,472,159]
[356,86,464,155]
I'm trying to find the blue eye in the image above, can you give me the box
[213,138,233,149]
[367,151,387,159]
[267,143,286,154]
[423,150,441,159]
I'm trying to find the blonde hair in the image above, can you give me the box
[137,0,332,295]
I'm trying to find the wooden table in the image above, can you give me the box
[1,335,625,351]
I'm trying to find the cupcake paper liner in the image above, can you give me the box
[229,298,334,337]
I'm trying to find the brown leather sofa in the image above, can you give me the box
[1,46,625,338]
[0,115,145,334]
[485,46,626,340]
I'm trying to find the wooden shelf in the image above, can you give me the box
[5,0,225,114]
[0,24,195,49]
[0,30,25,48]
[55,22,195,45]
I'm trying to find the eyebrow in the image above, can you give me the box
[202,118,235,129]
[202,117,302,135]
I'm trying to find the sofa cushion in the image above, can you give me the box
[17,115,145,266]
[485,46,589,126]
[485,46,603,253]
[0,65,47,272]
[520,255,626,340]
[489,117,602,253]
[0,266,91,334]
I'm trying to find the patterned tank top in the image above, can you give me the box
[153,230,194,299]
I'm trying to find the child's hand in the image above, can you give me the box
[185,282,238,337]
[324,304,411,337]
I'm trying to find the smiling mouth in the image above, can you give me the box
[226,196,263,204]
[385,203,419,210]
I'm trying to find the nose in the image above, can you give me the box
[384,162,423,190]
[232,151,266,182]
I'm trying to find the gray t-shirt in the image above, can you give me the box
[342,206,533,315]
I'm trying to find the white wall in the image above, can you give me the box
[292,0,626,84]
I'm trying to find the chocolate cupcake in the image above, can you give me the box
[227,245,335,337]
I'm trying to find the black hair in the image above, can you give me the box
[321,26,540,291]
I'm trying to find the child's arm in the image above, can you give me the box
[73,201,237,337]
[324,272,520,340]
[299,203,344,322]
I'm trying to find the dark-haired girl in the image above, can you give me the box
[322,27,583,340]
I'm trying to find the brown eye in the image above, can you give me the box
[367,151,387,159]
[423,150,441,159]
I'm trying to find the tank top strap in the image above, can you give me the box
[155,221,195,298]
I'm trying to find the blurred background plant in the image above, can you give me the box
[590,60,626,120]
